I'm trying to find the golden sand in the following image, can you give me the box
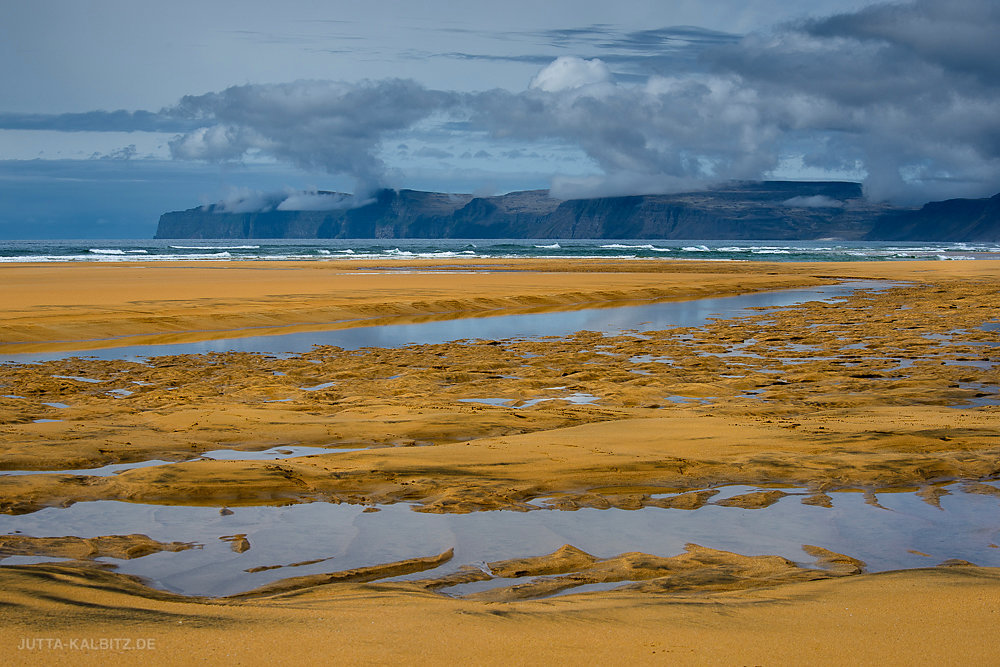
[1,258,999,662]
[0,259,829,353]
[2,560,999,665]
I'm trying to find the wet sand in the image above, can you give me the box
[0,259,829,354]
[2,258,999,661]
[2,560,999,664]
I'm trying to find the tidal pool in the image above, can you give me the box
[0,483,996,598]
[0,444,371,477]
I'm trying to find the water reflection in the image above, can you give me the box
[0,483,996,597]
[0,281,891,363]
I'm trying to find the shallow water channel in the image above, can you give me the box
[0,484,997,598]
[0,445,367,477]
[0,280,891,363]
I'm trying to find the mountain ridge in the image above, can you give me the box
[155,181,1000,241]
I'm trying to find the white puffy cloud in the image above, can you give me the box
[783,195,844,208]
[276,191,357,211]
[528,56,612,92]
[170,125,260,162]
[211,187,279,213]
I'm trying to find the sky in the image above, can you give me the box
[1,0,998,238]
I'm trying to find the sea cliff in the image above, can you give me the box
[155,181,1000,241]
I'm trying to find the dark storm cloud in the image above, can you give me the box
[803,0,1000,86]
[711,1,999,104]
[701,0,1000,199]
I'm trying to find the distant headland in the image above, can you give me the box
[156,181,1000,241]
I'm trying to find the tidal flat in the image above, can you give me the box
[1,258,999,664]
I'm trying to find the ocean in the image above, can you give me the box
[1,238,999,262]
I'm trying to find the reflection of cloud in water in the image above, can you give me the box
[0,281,895,363]
[0,484,996,597]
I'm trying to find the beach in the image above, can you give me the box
[2,258,999,663]
[3,562,999,665]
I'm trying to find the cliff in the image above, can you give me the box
[156,181,897,240]
[865,193,1000,241]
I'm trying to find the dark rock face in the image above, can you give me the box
[156,181,899,240]
[865,193,1000,241]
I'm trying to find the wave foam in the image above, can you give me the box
[169,245,260,250]
[599,243,670,252]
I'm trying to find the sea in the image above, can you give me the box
[1,239,999,262]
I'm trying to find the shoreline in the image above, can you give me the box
[4,258,1000,355]
[0,259,833,354]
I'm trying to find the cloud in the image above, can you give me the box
[94,144,138,161]
[610,25,743,50]
[529,56,612,92]
[202,187,365,213]
[167,79,456,193]
[170,125,257,162]
[12,2,999,204]
[783,195,845,208]
[538,23,741,51]
[0,110,199,133]
[427,24,742,77]
[466,69,783,196]
[802,0,1000,87]
[276,190,359,211]
[210,187,281,213]
[462,2,1000,201]
[702,0,1000,200]
[547,171,709,200]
